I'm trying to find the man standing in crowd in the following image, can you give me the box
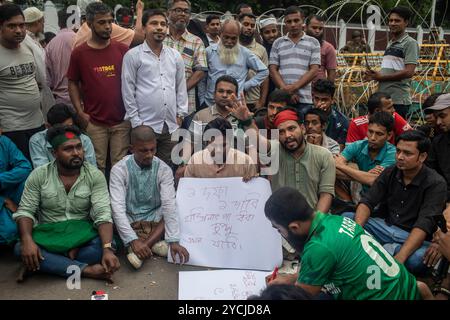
[205,14,220,45]
[305,15,337,82]
[68,2,130,173]
[340,30,371,53]
[269,6,320,114]
[345,131,447,275]
[203,19,268,108]
[0,4,45,160]
[13,125,120,282]
[121,9,188,166]
[259,17,279,96]
[235,3,253,16]
[23,7,44,47]
[0,134,32,245]
[45,8,76,106]
[110,126,189,269]
[164,0,207,114]
[29,103,97,168]
[346,92,411,145]
[312,79,348,149]
[238,13,269,111]
[366,7,419,119]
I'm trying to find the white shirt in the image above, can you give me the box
[121,41,188,133]
[109,155,180,245]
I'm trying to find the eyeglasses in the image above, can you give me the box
[171,8,191,15]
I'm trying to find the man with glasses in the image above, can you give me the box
[164,0,207,114]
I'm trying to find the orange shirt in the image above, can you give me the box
[73,22,134,48]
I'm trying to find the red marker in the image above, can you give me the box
[270,266,279,281]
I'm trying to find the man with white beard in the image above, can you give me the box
[203,19,268,108]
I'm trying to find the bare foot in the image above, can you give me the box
[16,265,35,283]
[68,248,80,260]
[82,264,114,283]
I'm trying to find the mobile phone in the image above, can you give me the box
[433,215,448,233]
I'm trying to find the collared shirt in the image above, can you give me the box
[29,129,97,169]
[184,147,258,178]
[45,28,76,105]
[110,155,179,245]
[380,33,419,105]
[269,34,321,104]
[322,133,340,155]
[314,40,337,82]
[270,140,336,209]
[164,31,208,114]
[242,39,269,104]
[359,165,447,236]
[427,132,450,202]
[121,41,188,133]
[342,139,396,191]
[0,135,32,205]
[13,161,112,227]
[346,112,411,145]
[325,106,349,146]
[207,35,219,46]
[204,44,269,107]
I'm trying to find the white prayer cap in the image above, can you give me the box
[23,7,44,23]
[259,17,277,29]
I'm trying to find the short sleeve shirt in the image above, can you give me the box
[379,34,419,105]
[243,40,269,104]
[298,212,421,300]
[314,40,337,81]
[269,34,321,104]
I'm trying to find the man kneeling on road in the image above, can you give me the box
[110,125,189,269]
[13,125,120,282]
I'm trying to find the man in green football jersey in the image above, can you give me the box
[264,186,434,300]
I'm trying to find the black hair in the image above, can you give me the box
[265,187,314,228]
[368,111,394,133]
[206,14,220,25]
[0,3,24,25]
[389,6,412,23]
[268,89,291,105]
[305,14,325,26]
[367,92,391,114]
[57,7,70,29]
[203,118,233,141]
[238,13,256,22]
[85,2,113,23]
[142,9,167,26]
[396,130,431,154]
[46,125,82,146]
[47,103,78,127]
[312,79,335,97]
[236,3,251,14]
[248,284,313,300]
[422,93,443,114]
[215,75,239,94]
[130,125,156,144]
[284,6,304,18]
[116,7,133,25]
[305,108,328,126]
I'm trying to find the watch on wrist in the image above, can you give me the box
[103,242,115,252]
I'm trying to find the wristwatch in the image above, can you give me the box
[103,242,115,252]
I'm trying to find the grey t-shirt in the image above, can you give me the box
[0,44,43,132]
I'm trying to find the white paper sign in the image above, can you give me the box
[178,270,271,300]
[172,177,282,271]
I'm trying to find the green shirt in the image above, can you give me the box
[342,139,396,191]
[13,161,112,227]
[298,212,420,300]
[379,33,419,105]
[271,141,336,209]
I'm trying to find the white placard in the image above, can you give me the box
[178,270,271,300]
[171,177,282,271]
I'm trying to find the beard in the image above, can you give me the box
[239,32,254,45]
[60,156,83,170]
[286,229,309,253]
[218,42,240,65]
[282,135,304,152]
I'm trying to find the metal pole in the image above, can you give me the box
[431,0,437,27]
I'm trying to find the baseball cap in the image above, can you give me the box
[23,7,44,23]
[426,93,450,111]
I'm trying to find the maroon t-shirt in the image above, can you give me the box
[67,40,128,126]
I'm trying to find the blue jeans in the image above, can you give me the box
[342,212,431,276]
[14,236,104,278]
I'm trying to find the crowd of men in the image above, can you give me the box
[1,0,450,300]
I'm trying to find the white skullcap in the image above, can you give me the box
[23,7,44,23]
[259,17,277,29]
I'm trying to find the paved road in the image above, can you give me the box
[0,248,209,300]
